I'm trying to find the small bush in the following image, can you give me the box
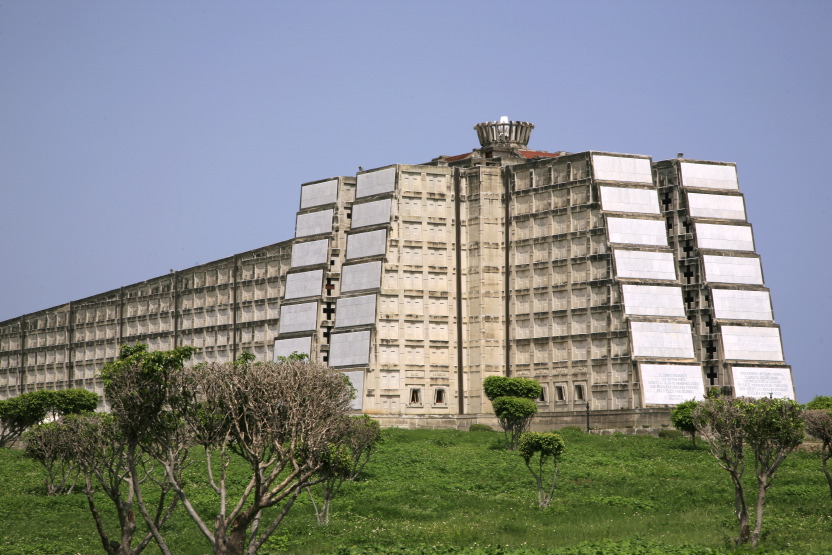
[658,429,684,440]
[671,399,699,446]
[518,431,566,508]
[468,424,493,432]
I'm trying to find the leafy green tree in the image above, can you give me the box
[670,399,699,446]
[694,397,804,547]
[483,376,543,450]
[275,351,309,362]
[1,388,96,448]
[743,397,804,546]
[306,415,382,525]
[805,396,832,410]
[0,392,49,447]
[518,432,565,508]
[100,343,197,555]
[692,397,749,545]
[803,409,832,500]
[45,388,99,420]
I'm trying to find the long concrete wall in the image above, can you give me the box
[0,241,291,400]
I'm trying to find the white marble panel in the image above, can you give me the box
[295,209,333,238]
[352,198,392,229]
[680,162,739,190]
[600,186,660,214]
[341,261,382,292]
[641,364,705,405]
[695,223,754,251]
[613,249,677,281]
[687,193,746,221]
[278,302,318,334]
[300,179,338,208]
[622,285,685,317]
[630,321,695,359]
[342,370,365,410]
[592,155,653,184]
[347,229,387,259]
[702,255,764,285]
[329,330,371,367]
[335,294,377,328]
[356,167,396,198]
[291,239,329,268]
[284,269,323,299]
[712,289,773,321]
[273,336,312,360]
[721,326,783,361]
[607,217,668,246]
[732,366,794,400]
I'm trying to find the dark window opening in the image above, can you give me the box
[409,388,421,405]
[538,386,548,403]
[555,385,566,402]
[574,384,585,401]
[434,388,446,405]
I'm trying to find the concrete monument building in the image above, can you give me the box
[0,119,795,429]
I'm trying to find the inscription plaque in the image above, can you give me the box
[641,364,705,405]
[732,367,794,400]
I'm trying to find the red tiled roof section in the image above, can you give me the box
[518,150,562,159]
[441,152,473,162]
[438,150,562,162]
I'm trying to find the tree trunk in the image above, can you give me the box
[751,476,769,547]
[118,506,136,555]
[731,473,750,545]
[212,513,253,555]
[822,448,832,500]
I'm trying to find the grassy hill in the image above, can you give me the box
[0,427,829,554]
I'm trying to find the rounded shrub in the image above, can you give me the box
[492,396,538,420]
[483,376,542,401]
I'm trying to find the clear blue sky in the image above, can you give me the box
[1,1,829,402]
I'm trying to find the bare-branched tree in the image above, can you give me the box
[160,359,353,555]
[55,413,178,555]
[24,421,79,495]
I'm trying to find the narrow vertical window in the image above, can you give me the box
[574,384,585,401]
[409,388,421,405]
[434,388,446,405]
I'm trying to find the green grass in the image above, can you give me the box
[0,428,830,554]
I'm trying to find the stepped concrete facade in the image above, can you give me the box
[0,119,795,430]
